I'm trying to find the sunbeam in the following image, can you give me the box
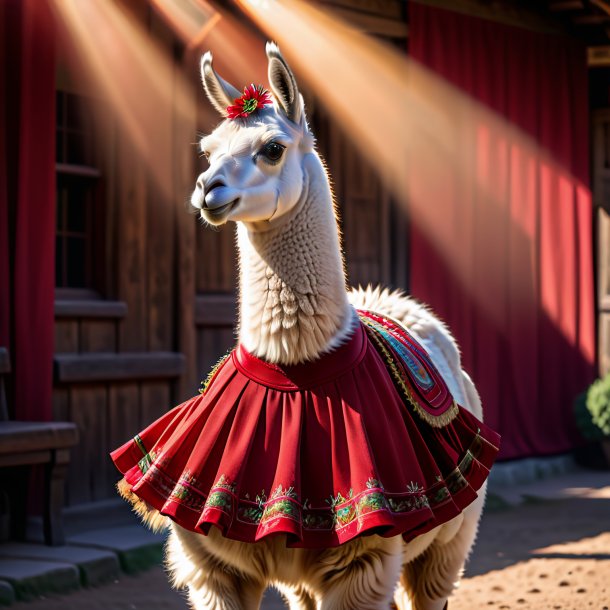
[234,0,592,350]
[50,0,196,201]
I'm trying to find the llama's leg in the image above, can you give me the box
[396,489,486,610]
[186,575,264,610]
[274,583,317,610]
[313,536,402,610]
[166,526,265,610]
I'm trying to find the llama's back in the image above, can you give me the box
[348,286,483,420]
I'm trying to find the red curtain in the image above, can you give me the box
[0,0,56,421]
[408,3,596,459]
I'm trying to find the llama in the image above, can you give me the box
[112,43,500,610]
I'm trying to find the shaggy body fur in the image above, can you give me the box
[236,152,354,365]
[119,43,488,609]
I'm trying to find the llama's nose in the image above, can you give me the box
[203,179,231,210]
[205,180,225,195]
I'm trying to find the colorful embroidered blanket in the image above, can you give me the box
[111,310,500,548]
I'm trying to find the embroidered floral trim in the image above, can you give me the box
[128,432,487,532]
[203,474,236,514]
[135,434,158,474]
[363,320,460,428]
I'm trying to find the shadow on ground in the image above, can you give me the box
[465,495,610,578]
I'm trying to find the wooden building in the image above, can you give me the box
[1,0,609,536]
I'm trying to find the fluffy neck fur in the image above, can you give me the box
[237,153,353,365]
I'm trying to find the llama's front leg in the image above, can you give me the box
[166,525,265,610]
[313,536,402,610]
[186,575,264,610]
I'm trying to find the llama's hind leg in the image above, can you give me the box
[274,583,317,610]
[186,575,264,610]
[395,490,486,610]
[166,526,264,610]
[313,536,402,610]
[396,537,463,610]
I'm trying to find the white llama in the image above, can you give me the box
[113,43,499,610]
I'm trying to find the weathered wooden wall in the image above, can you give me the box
[53,2,195,506]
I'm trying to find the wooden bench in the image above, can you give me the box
[0,347,78,545]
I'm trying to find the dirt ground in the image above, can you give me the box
[15,488,610,610]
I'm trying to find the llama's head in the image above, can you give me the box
[192,43,314,228]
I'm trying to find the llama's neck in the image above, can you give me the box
[237,153,352,365]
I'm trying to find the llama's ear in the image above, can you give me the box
[200,52,241,117]
[266,42,302,125]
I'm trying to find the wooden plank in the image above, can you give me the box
[52,388,69,422]
[597,205,610,310]
[116,137,148,351]
[194,294,237,326]
[100,81,118,300]
[342,139,383,286]
[54,320,79,353]
[0,348,10,374]
[0,451,51,467]
[589,46,610,66]
[197,328,235,381]
[146,12,175,353]
[54,300,127,319]
[108,383,140,449]
[0,376,8,421]
[0,421,78,454]
[174,55,198,402]
[389,198,410,290]
[600,312,610,377]
[54,352,186,383]
[379,189,391,287]
[197,328,219,380]
[574,13,610,24]
[548,1,585,10]
[79,320,116,353]
[320,0,404,19]
[196,224,238,292]
[326,6,408,38]
[219,327,237,356]
[593,111,610,210]
[140,381,170,427]
[54,288,99,301]
[68,385,108,504]
[107,383,140,490]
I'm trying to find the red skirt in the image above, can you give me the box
[111,310,500,548]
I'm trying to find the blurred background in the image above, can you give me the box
[0,0,610,598]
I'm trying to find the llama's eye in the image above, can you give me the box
[261,142,285,163]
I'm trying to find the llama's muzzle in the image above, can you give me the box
[203,184,240,212]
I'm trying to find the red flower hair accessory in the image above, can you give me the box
[226,84,273,119]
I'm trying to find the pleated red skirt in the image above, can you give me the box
[111,310,500,548]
